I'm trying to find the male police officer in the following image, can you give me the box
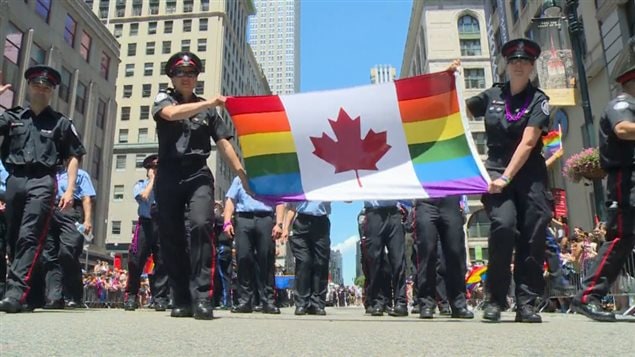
[0,161,8,298]
[153,52,247,320]
[213,200,233,309]
[124,154,169,311]
[0,66,85,313]
[573,39,635,322]
[42,158,96,309]
[224,177,284,314]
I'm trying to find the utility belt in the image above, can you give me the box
[55,198,83,209]
[364,206,399,214]
[161,156,207,168]
[236,211,274,219]
[7,164,56,178]
[297,213,328,220]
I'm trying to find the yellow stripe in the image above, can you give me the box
[403,112,465,145]
[240,131,296,158]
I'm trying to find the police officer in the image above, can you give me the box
[414,197,473,319]
[362,200,408,316]
[42,158,96,309]
[0,66,85,313]
[124,154,169,311]
[152,52,247,320]
[282,201,331,316]
[213,200,232,309]
[462,38,552,323]
[573,39,635,322]
[0,161,8,298]
[224,176,283,314]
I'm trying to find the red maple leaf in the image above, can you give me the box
[310,108,391,187]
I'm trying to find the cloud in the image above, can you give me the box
[331,235,359,254]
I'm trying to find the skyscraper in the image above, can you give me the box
[370,65,397,84]
[249,0,300,94]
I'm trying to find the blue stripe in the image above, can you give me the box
[249,173,304,197]
[413,155,481,182]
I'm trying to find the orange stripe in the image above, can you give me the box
[398,89,459,123]
[232,111,291,136]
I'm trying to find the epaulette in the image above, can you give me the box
[492,82,505,88]
[5,106,27,118]
[534,87,550,100]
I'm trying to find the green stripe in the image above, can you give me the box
[409,135,472,164]
[244,152,300,177]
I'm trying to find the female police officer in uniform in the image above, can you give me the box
[458,39,553,323]
[152,51,249,320]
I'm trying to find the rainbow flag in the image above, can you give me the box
[466,265,487,285]
[542,126,562,159]
[225,71,490,201]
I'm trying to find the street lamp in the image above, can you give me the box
[534,0,605,221]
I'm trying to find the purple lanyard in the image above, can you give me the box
[504,92,532,122]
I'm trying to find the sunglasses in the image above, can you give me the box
[172,69,199,78]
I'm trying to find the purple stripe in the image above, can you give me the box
[255,193,307,205]
[421,176,488,198]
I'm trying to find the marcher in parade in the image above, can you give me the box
[282,201,331,316]
[124,154,169,312]
[460,38,553,323]
[0,161,8,299]
[152,51,248,320]
[213,200,233,309]
[0,66,85,313]
[573,38,635,322]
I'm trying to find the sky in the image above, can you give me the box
[300,0,413,285]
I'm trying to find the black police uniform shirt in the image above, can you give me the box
[466,82,550,174]
[151,89,233,161]
[599,93,635,170]
[0,106,86,168]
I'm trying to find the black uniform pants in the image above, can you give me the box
[4,173,56,303]
[362,207,407,308]
[289,214,331,309]
[155,164,215,306]
[578,168,635,304]
[126,216,168,301]
[414,197,468,310]
[214,238,233,307]
[0,211,7,297]
[482,165,552,308]
[235,213,275,307]
[42,204,85,302]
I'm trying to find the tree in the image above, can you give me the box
[354,275,365,288]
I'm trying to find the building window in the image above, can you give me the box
[64,15,77,47]
[162,41,171,54]
[143,63,153,76]
[132,1,142,16]
[201,0,209,11]
[184,19,192,32]
[96,99,106,129]
[149,0,159,15]
[121,106,131,121]
[138,128,149,143]
[125,64,134,77]
[118,129,129,143]
[146,42,155,55]
[59,67,72,102]
[195,81,204,95]
[165,21,174,34]
[184,0,194,12]
[123,85,133,98]
[458,15,481,56]
[142,83,152,97]
[116,2,125,17]
[181,40,191,52]
[100,52,111,80]
[460,40,482,56]
[199,19,208,31]
[149,22,157,35]
[166,0,177,14]
[115,155,126,170]
[135,154,145,168]
[114,24,123,38]
[111,220,121,234]
[92,144,101,180]
[80,31,92,62]
[130,23,139,36]
[35,0,52,23]
[99,1,109,18]
[198,39,207,52]
[140,105,150,120]
[75,82,87,115]
[127,43,137,56]
[113,185,124,200]
[4,23,23,65]
[160,62,168,75]
[464,68,486,89]
[29,43,46,67]
[159,83,168,91]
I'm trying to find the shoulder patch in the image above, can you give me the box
[541,100,550,115]
[613,101,629,111]
[154,92,169,103]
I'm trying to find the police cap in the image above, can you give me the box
[613,37,635,85]
[142,154,158,169]
[165,51,203,77]
[502,38,541,62]
[24,65,61,87]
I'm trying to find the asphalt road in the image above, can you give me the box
[1,307,634,356]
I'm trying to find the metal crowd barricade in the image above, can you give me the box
[82,284,126,308]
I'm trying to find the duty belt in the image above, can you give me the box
[236,211,273,218]
[364,206,399,214]
[8,165,56,178]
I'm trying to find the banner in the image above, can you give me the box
[551,188,568,219]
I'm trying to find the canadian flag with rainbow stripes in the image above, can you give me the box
[225,70,490,201]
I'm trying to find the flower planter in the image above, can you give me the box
[562,148,605,183]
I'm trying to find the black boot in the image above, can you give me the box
[572,299,616,322]
[43,299,65,310]
[515,305,542,323]
[194,300,214,320]
[0,297,24,313]
[482,302,501,322]
[124,295,138,311]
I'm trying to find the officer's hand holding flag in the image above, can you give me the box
[0,71,11,95]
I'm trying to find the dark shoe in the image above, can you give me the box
[253,305,263,313]
[451,307,474,319]
[194,301,214,320]
[295,306,308,315]
[371,305,384,317]
[483,303,501,322]
[263,304,280,314]
[154,299,168,312]
[43,299,65,310]
[231,304,253,313]
[389,305,408,317]
[419,307,434,319]
[313,307,326,316]
[66,300,82,309]
[438,306,451,316]
[411,305,420,314]
[124,297,138,311]
[170,305,194,318]
[573,299,616,322]
[0,297,23,313]
[515,305,542,323]
[383,305,393,313]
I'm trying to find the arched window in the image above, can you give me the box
[467,209,490,238]
[458,15,482,56]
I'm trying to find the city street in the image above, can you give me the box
[1,307,634,356]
